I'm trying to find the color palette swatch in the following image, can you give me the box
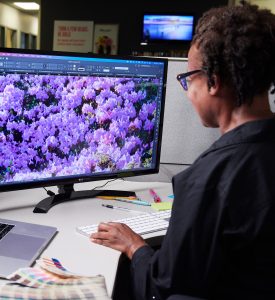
[0,257,111,299]
[36,257,82,278]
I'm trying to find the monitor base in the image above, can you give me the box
[33,184,136,213]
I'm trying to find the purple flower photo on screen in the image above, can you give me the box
[0,74,160,183]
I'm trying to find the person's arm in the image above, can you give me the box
[90,222,146,259]
[91,222,158,299]
[90,169,227,300]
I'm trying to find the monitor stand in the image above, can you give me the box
[33,184,136,213]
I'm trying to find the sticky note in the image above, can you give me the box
[151,202,173,211]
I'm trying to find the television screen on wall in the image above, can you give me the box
[142,13,195,44]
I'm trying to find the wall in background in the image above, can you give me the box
[39,0,228,55]
[233,0,275,12]
[0,2,38,48]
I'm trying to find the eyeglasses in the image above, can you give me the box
[177,69,204,91]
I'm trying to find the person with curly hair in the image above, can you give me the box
[91,2,275,299]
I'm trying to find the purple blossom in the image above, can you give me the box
[0,74,160,182]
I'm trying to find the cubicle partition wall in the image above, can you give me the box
[129,57,220,183]
[128,57,275,183]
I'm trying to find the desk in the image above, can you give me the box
[0,180,172,297]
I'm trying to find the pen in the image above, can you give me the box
[149,189,162,203]
[102,204,141,213]
[113,198,151,206]
[96,196,137,200]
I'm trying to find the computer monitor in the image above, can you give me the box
[0,48,167,213]
[141,13,195,44]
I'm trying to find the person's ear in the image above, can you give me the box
[208,75,220,95]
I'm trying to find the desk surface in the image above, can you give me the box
[0,180,172,297]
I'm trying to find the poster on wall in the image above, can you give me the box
[53,20,94,53]
[93,24,119,55]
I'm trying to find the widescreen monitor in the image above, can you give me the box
[142,13,195,44]
[0,48,167,212]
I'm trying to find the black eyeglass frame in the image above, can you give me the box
[176,69,205,91]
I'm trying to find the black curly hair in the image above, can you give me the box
[192,1,275,106]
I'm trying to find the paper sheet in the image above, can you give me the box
[151,202,173,211]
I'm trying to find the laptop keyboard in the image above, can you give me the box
[0,222,14,241]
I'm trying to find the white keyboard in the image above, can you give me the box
[76,210,171,237]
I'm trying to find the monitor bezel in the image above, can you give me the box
[0,47,168,193]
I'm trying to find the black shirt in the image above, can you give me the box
[131,118,275,300]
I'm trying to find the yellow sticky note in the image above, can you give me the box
[151,202,173,211]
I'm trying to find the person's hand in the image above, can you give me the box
[90,222,146,259]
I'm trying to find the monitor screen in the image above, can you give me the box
[142,13,194,44]
[0,48,167,211]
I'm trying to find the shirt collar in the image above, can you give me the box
[201,117,275,157]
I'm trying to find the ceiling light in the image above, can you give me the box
[13,2,40,10]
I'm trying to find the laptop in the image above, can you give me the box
[0,218,57,278]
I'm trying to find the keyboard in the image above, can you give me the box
[76,210,171,237]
